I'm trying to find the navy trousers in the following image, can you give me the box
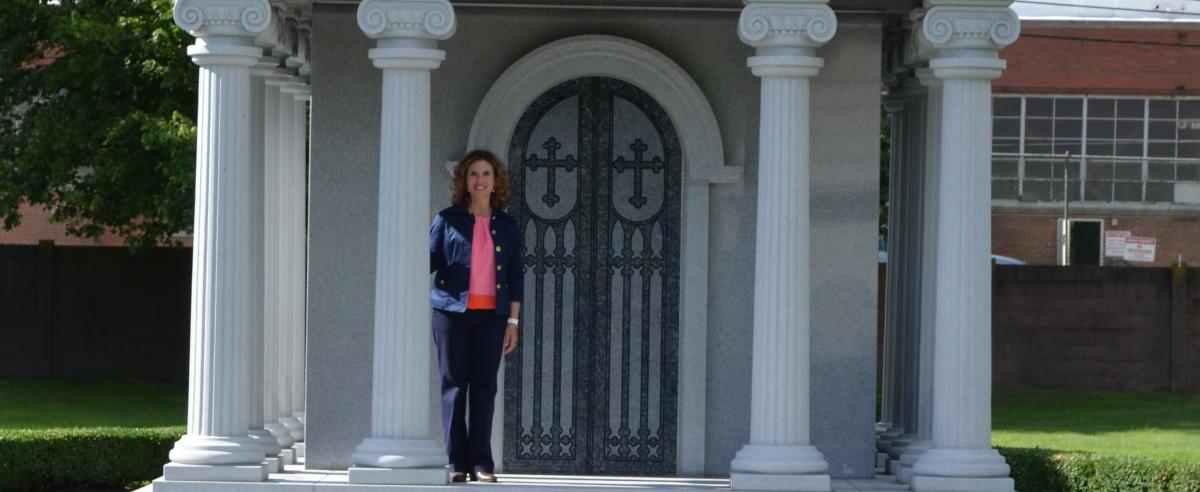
[431,308,506,474]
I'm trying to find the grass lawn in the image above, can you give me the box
[0,378,185,430]
[993,387,1200,463]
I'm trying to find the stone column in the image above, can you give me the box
[897,66,942,485]
[249,51,285,473]
[272,75,304,445]
[910,2,1019,491]
[164,0,271,482]
[729,2,835,491]
[262,66,297,462]
[349,0,456,485]
[876,98,906,468]
[280,79,310,447]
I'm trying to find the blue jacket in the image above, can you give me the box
[429,205,524,316]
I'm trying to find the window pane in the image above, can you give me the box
[1117,99,1145,118]
[1180,100,1200,119]
[993,159,1019,177]
[994,97,1021,117]
[1178,127,1200,140]
[1087,140,1114,156]
[1085,181,1113,201]
[994,117,1020,138]
[1087,160,1114,178]
[1179,142,1200,159]
[1148,142,1176,158]
[1179,163,1200,181]
[1026,118,1052,139]
[1027,97,1053,117]
[1114,162,1142,179]
[1053,140,1081,156]
[1055,98,1083,117]
[1055,119,1082,139]
[1149,100,1176,119]
[992,179,1019,199]
[1148,162,1175,180]
[1149,121,1176,140]
[1025,141,1054,154]
[1116,120,1144,139]
[993,138,1020,153]
[1087,119,1114,138]
[1023,181,1053,201]
[1115,182,1145,201]
[1115,142,1143,157]
[1025,160,1053,178]
[1089,98,1115,118]
[1145,183,1173,202]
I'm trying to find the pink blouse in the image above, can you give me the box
[466,215,497,310]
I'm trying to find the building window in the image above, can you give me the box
[992,95,1200,204]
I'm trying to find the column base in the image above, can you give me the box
[731,472,830,491]
[896,439,931,484]
[264,422,295,448]
[887,434,915,459]
[162,463,267,482]
[348,466,448,485]
[294,442,305,459]
[352,437,447,469]
[913,447,1011,478]
[280,415,303,442]
[910,476,1014,492]
[248,428,282,458]
[730,444,828,475]
[279,448,295,465]
[167,435,265,466]
[875,452,888,472]
[264,457,282,473]
[887,459,901,476]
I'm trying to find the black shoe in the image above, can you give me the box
[450,472,468,483]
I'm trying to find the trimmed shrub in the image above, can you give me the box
[1000,447,1200,492]
[0,427,181,491]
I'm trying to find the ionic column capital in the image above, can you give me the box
[917,4,1019,53]
[738,1,836,51]
[174,0,272,39]
[357,0,456,42]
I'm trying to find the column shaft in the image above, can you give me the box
[262,78,295,450]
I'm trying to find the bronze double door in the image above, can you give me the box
[503,76,681,475]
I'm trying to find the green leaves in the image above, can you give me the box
[0,0,198,249]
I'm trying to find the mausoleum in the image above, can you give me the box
[151,0,1021,490]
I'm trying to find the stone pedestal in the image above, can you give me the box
[348,0,457,484]
[910,3,1020,491]
[729,2,835,490]
[163,0,271,482]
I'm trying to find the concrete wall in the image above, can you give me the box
[307,4,880,476]
[992,265,1200,391]
[0,243,190,379]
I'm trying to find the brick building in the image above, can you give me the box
[991,2,1200,266]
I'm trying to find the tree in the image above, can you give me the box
[0,0,197,249]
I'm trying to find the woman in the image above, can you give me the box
[429,149,523,483]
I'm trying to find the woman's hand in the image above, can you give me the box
[502,323,519,355]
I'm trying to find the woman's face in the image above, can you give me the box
[466,159,495,204]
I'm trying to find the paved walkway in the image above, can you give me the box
[139,463,911,491]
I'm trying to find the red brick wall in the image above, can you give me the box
[0,203,127,246]
[995,27,1200,96]
[992,210,1200,267]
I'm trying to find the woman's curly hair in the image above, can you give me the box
[451,149,512,210]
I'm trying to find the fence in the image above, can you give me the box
[0,242,191,379]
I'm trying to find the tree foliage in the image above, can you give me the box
[0,0,196,248]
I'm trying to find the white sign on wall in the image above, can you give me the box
[1105,230,1131,257]
[1123,237,1157,263]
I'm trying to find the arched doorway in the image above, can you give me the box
[503,76,681,475]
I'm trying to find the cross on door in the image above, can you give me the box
[612,139,664,209]
[525,137,578,208]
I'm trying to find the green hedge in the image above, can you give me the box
[0,427,181,491]
[1001,447,1200,492]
